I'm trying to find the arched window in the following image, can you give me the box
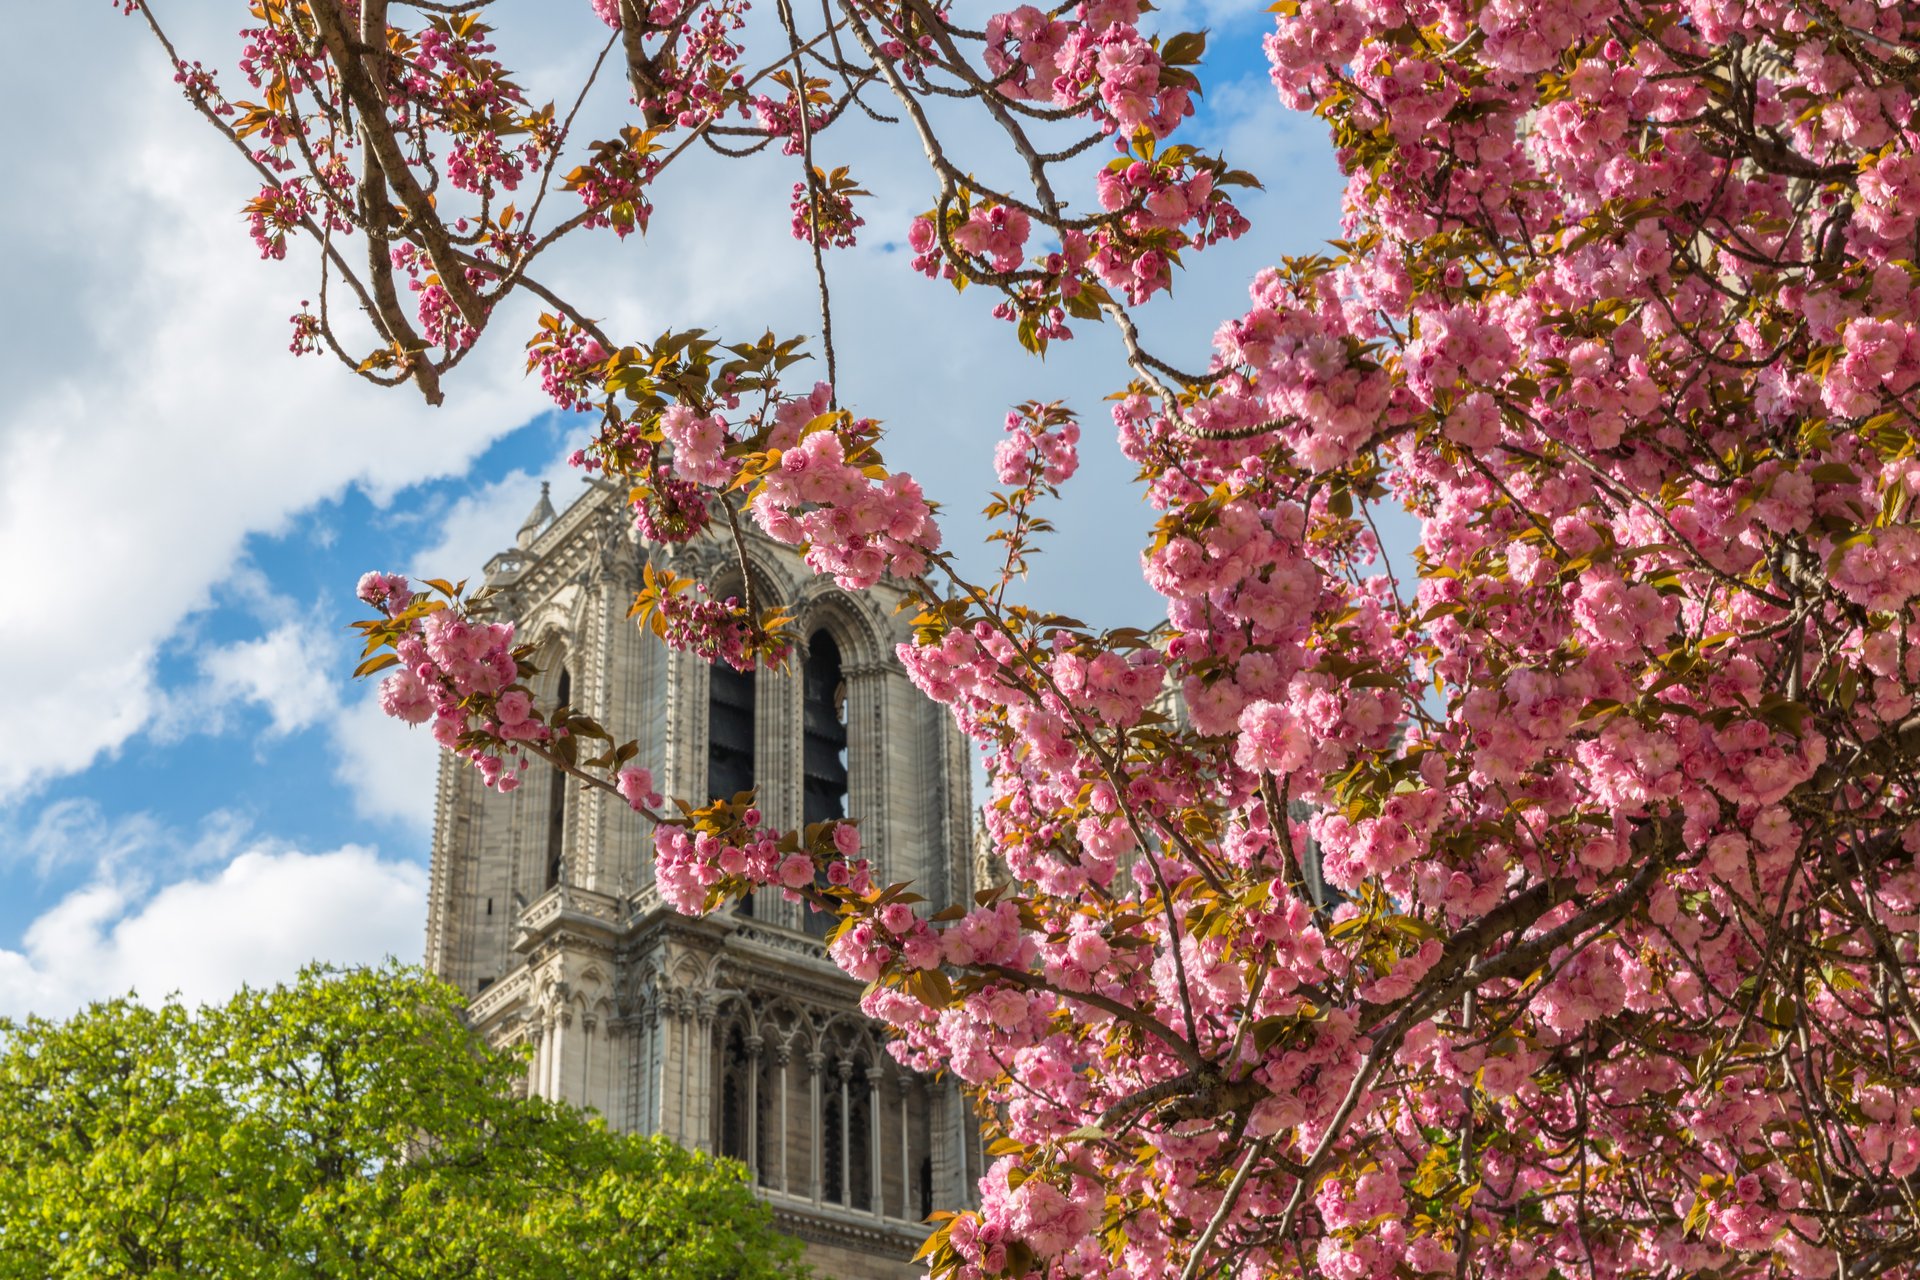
[802,632,849,938]
[545,667,572,890]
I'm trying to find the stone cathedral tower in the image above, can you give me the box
[424,481,984,1278]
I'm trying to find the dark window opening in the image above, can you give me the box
[708,661,756,802]
[545,668,572,889]
[848,1066,872,1211]
[717,1026,762,1172]
[802,632,849,823]
[802,632,849,939]
[756,1054,776,1186]
[710,658,757,918]
[823,1090,843,1204]
[720,1067,744,1161]
[719,1072,743,1161]
[919,1154,934,1221]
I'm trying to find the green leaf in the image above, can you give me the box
[1160,29,1207,65]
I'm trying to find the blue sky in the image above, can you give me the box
[0,2,1345,1016]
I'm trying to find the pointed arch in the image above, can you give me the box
[794,584,891,669]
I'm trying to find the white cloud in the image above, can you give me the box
[198,621,343,737]
[3,798,167,880]
[4,797,281,885]
[330,689,445,834]
[143,584,348,744]
[409,450,586,587]
[0,843,427,1020]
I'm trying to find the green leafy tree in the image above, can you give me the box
[0,964,809,1280]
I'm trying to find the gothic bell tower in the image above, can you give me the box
[422,480,981,1279]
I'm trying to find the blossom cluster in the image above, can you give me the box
[356,572,550,794]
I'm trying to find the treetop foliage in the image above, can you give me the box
[0,963,810,1280]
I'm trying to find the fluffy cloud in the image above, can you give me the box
[0,842,427,1020]
[1,798,252,882]
[197,620,343,737]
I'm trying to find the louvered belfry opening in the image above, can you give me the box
[803,632,849,822]
[709,657,758,915]
[708,661,757,802]
[802,631,849,937]
[545,667,572,890]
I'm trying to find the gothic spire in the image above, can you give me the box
[516,481,556,550]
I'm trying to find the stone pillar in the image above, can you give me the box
[776,1045,792,1195]
[549,1006,571,1104]
[867,1065,884,1221]
[581,1014,598,1114]
[897,1074,913,1222]
[837,1058,853,1208]
[807,1050,825,1208]
[683,997,698,1143]
[528,1023,546,1100]
[745,1034,763,1181]
[643,1003,664,1135]
[692,996,714,1153]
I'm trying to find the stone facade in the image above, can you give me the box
[424,481,982,1278]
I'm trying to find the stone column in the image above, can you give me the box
[807,1050,825,1208]
[776,1045,792,1195]
[897,1074,913,1222]
[612,1017,632,1132]
[745,1033,763,1181]
[549,1006,571,1103]
[844,664,886,883]
[867,1065,884,1221]
[692,996,714,1153]
[581,1014,599,1114]
[836,1058,853,1209]
[528,1023,546,1100]
[644,1003,665,1135]
[929,1070,953,1205]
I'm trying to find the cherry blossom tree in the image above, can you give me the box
[123,0,1920,1277]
